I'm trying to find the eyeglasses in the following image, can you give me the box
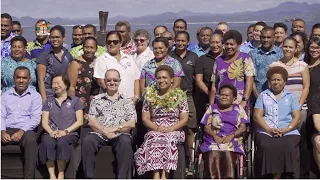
[163,37,173,41]
[106,40,120,45]
[106,78,120,82]
[134,39,146,43]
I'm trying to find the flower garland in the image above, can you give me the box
[143,85,187,111]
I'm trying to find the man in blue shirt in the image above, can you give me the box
[249,26,283,100]
[172,19,197,51]
[193,26,213,57]
[1,13,17,59]
[1,66,42,178]
[240,22,267,54]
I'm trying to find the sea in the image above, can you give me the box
[21,21,318,45]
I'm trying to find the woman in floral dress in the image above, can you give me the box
[209,30,255,109]
[135,65,189,179]
[67,37,100,122]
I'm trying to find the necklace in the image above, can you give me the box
[308,59,320,72]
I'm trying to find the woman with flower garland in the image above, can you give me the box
[134,65,189,179]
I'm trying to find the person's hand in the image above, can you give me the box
[49,131,59,138]
[104,126,119,135]
[240,101,247,109]
[213,134,223,145]
[1,131,11,143]
[267,128,281,137]
[279,127,291,137]
[55,130,67,138]
[11,129,25,142]
[131,97,139,105]
[157,126,167,133]
[221,134,234,144]
[164,126,174,133]
[106,132,117,139]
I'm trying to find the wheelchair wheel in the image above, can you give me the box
[196,154,204,179]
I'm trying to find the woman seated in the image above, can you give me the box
[134,65,189,179]
[39,74,84,179]
[254,66,301,178]
[200,84,249,179]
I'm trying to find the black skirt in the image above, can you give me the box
[254,133,300,178]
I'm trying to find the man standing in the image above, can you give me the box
[69,25,83,50]
[12,21,23,36]
[273,23,288,47]
[240,21,267,54]
[193,27,213,57]
[291,19,306,33]
[161,31,175,52]
[216,21,229,35]
[249,26,283,99]
[115,21,136,55]
[1,13,17,59]
[153,25,168,38]
[70,24,106,58]
[243,24,255,44]
[311,23,320,37]
[172,19,197,51]
[1,66,42,178]
[82,69,136,179]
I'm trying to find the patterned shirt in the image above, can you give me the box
[70,44,106,58]
[88,93,137,141]
[239,40,255,54]
[192,44,209,57]
[1,32,17,59]
[254,89,300,136]
[140,56,185,87]
[249,46,283,94]
[26,39,52,59]
[120,39,136,55]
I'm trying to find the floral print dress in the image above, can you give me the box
[73,59,99,121]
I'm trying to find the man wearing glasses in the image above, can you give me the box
[115,21,136,55]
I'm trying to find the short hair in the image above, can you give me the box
[292,18,305,25]
[174,19,187,28]
[115,21,131,31]
[152,37,169,48]
[155,65,174,78]
[175,31,190,42]
[273,22,288,33]
[312,23,320,32]
[219,84,237,98]
[217,21,228,27]
[12,21,21,26]
[266,66,288,82]
[200,26,213,34]
[73,25,83,30]
[283,37,297,48]
[255,21,267,28]
[51,73,70,90]
[10,36,27,47]
[1,13,12,22]
[133,29,151,43]
[213,29,224,37]
[223,30,242,45]
[83,24,97,34]
[153,25,168,35]
[247,24,255,31]
[83,36,97,48]
[304,36,320,65]
[14,66,30,78]
[35,19,48,27]
[261,26,275,33]
[290,32,308,52]
[106,31,122,42]
[105,69,121,79]
[50,25,66,37]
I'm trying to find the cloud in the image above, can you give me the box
[1,0,318,18]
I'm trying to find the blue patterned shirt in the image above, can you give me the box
[239,40,255,54]
[26,39,52,59]
[192,44,209,57]
[1,32,17,59]
[249,46,283,94]
[1,57,37,93]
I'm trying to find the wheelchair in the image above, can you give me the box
[191,125,255,179]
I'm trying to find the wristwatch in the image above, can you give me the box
[242,97,248,102]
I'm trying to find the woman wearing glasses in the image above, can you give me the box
[254,66,301,179]
[93,31,141,104]
[132,29,154,71]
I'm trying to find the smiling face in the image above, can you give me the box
[11,40,26,60]
[173,21,187,34]
[175,33,188,51]
[134,35,149,53]
[209,34,223,55]
[105,70,121,92]
[247,26,254,41]
[49,30,64,48]
[153,42,168,60]
[106,34,121,55]
[253,25,264,41]
[275,27,287,45]
[308,42,320,60]
[1,18,12,39]
[217,24,228,35]
[224,39,239,57]
[14,69,31,93]
[82,27,95,38]
[282,39,296,59]
[292,35,304,55]
[83,39,97,60]
[72,27,83,45]
[199,29,212,46]
[156,70,172,90]
[52,76,67,95]
[269,73,286,94]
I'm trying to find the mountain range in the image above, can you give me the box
[13,1,320,27]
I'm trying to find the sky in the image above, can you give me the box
[1,0,318,19]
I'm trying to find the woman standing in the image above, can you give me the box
[132,29,154,71]
[67,37,100,122]
[290,32,308,62]
[1,36,37,93]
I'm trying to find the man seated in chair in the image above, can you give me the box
[82,69,137,179]
[1,66,42,178]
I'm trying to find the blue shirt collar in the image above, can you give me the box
[265,88,291,101]
[257,45,278,54]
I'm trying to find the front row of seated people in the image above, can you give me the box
[1,65,319,179]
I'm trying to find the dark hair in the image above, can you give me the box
[115,21,131,31]
[35,19,48,27]
[255,21,267,28]
[292,18,305,25]
[174,19,187,28]
[14,66,30,78]
[223,30,242,45]
[219,84,237,98]
[213,29,224,37]
[154,25,168,35]
[152,37,169,48]
[51,74,70,90]
[273,23,288,33]
[200,26,213,35]
[304,36,320,65]
[175,31,190,42]
[247,24,255,31]
[283,37,297,48]
[83,36,97,48]
[312,23,320,33]
[290,32,308,52]
[267,66,288,82]
[10,36,27,47]
[83,24,97,34]
[155,65,174,78]
[12,21,21,26]
[106,31,122,42]
[73,25,83,30]
[1,13,12,22]
[261,26,275,35]
[50,25,66,37]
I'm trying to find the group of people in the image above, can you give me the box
[1,11,320,179]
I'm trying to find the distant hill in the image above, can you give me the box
[13,1,320,27]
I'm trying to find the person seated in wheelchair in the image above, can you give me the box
[134,65,189,179]
[39,74,84,179]
[1,66,42,178]
[200,84,250,179]
[82,69,137,179]
[254,66,301,178]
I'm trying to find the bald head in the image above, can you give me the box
[160,31,174,50]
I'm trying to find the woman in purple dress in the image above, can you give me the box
[201,84,250,179]
[209,30,255,109]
